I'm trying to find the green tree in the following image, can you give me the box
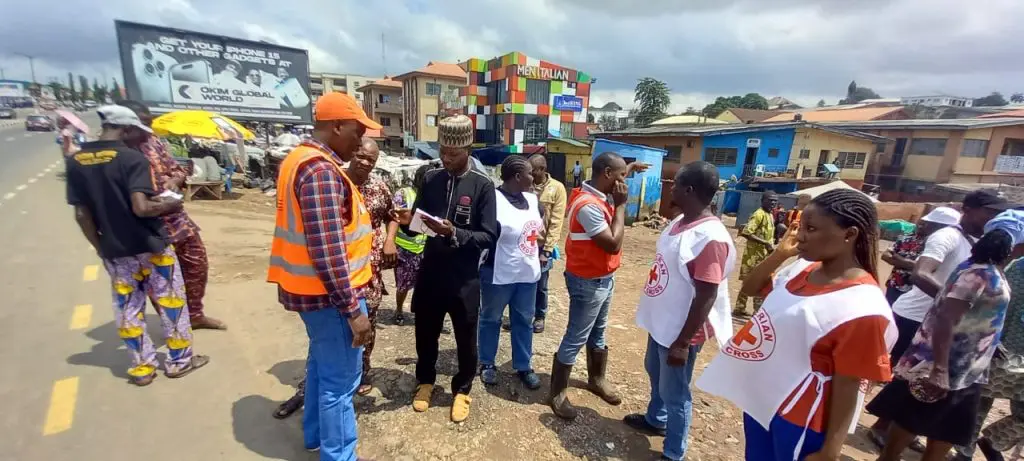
[633,77,671,127]
[974,91,1009,107]
[683,106,700,115]
[700,93,769,117]
[111,79,122,99]
[67,72,76,102]
[839,80,881,104]
[47,80,65,101]
[78,75,90,100]
[586,112,595,123]
[1011,93,1024,104]
[816,99,826,107]
[92,78,108,103]
[598,113,619,131]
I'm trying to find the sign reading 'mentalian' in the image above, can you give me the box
[517,65,569,81]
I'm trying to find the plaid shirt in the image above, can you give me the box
[277,139,360,316]
[139,137,200,243]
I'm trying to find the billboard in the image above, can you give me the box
[0,80,28,98]
[553,95,583,112]
[115,20,313,123]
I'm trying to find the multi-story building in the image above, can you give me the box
[830,119,1024,201]
[900,95,973,108]
[393,61,467,143]
[596,121,886,191]
[309,72,378,104]
[357,77,404,150]
[461,52,592,153]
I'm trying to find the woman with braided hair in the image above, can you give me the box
[696,189,898,461]
[477,154,545,390]
[870,213,1018,461]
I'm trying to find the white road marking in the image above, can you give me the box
[4,137,13,142]
[23,133,32,138]
[43,168,52,173]
[36,173,45,178]
[15,184,27,191]
[3,192,14,200]
[27,178,37,184]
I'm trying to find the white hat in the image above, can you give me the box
[97,105,153,133]
[921,206,961,226]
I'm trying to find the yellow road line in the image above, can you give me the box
[82,265,99,282]
[43,377,79,435]
[69,305,92,330]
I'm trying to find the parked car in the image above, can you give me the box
[83,100,98,109]
[38,100,57,111]
[25,115,55,131]
[0,106,15,119]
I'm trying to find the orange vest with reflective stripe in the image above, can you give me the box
[564,187,622,278]
[267,144,374,296]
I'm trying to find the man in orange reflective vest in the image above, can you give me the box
[548,151,646,420]
[267,92,380,460]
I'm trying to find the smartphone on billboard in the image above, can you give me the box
[170,61,212,83]
[275,77,311,108]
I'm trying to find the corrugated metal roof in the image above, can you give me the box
[720,108,783,123]
[822,118,1024,130]
[762,106,907,123]
[358,77,403,91]
[651,115,729,125]
[393,61,467,81]
[548,137,591,148]
[598,121,889,142]
[978,109,1024,119]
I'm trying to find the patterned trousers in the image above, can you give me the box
[173,234,209,319]
[734,264,764,313]
[361,273,383,379]
[103,246,194,376]
[957,366,1024,457]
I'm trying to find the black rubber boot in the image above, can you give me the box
[548,357,578,420]
[586,347,621,405]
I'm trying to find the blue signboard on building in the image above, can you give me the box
[553,95,583,112]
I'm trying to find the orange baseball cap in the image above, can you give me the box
[314,92,382,129]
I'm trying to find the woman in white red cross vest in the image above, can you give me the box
[477,155,545,390]
[697,188,897,461]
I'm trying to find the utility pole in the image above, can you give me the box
[381,33,386,76]
[14,53,36,84]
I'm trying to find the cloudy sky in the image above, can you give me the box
[2,0,1021,112]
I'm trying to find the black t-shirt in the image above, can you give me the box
[66,140,168,259]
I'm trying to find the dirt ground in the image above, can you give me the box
[186,189,1010,461]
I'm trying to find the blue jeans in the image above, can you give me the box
[478,266,538,371]
[555,272,614,365]
[300,300,366,461]
[534,257,553,319]
[644,336,701,461]
[223,165,235,193]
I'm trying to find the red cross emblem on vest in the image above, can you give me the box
[518,221,543,257]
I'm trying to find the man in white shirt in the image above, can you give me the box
[869,189,1014,447]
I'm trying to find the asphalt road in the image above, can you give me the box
[0,117,311,461]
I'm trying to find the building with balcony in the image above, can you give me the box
[595,122,886,193]
[357,77,404,150]
[461,52,592,153]
[827,119,1024,201]
[309,72,378,105]
[393,61,467,143]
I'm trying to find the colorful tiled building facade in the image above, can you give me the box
[461,52,592,153]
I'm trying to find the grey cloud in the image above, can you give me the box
[1,0,1021,106]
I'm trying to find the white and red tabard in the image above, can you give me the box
[635,215,737,349]
[491,191,543,285]
[696,258,897,431]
